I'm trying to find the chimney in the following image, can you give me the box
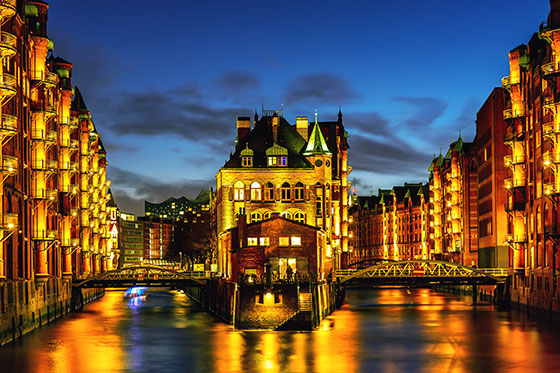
[272,114,279,143]
[238,214,247,248]
[296,116,309,141]
[236,117,251,145]
[551,0,560,28]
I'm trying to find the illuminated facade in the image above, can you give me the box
[216,109,349,278]
[428,135,478,264]
[0,0,111,344]
[349,183,429,262]
[140,217,173,260]
[502,0,560,309]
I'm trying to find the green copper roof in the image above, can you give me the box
[265,143,288,156]
[240,143,254,156]
[435,151,444,167]
[453,133,464,152]
[303,111,332,156]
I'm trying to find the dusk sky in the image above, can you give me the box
[47,0,549,215]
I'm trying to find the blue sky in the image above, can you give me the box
[47,0,550,215]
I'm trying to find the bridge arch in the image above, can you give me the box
[73,265,207,288]
[339,260,504,286]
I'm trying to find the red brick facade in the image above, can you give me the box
[222,214,331,281]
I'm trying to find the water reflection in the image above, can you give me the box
[1,288,560,372]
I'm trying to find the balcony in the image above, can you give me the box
[59,183,78,193]
[1,154,17,175]
[542,61,560,78]
[0,31,15,59]
[503,108,525,121]
[33,230,57,241]
[31,129,57,144]
[505,233,527,243]
[0,73,16,103]
[31,102,57,117]
[69,139,79,149]
[543,151,560,166]
[501,75,520,89]
[505,177,526,189]
[0,113,16,135]
[60,238,79,247]
[0,0,16,22]
[1,212,18,230]
[504,154,526,167]
[32,188,57,200]
[505,188,526,211]
[544,182,560,195]
[30,70,58,87]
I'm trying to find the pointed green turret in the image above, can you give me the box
[303,110,332,156]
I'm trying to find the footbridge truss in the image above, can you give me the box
[73,265,209,288]
[338,260,506,287]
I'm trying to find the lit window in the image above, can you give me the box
[251,181,261,201]
[294,212,305,223]
[291,236,301,246]
[281,182,291,201]
[268,157,277,166]
[263,211,271,219]
[234,181,245,201]
[248,237,258,246]
[279,156,287,166]
[259,237,269,246]
[281,211,292,219]
[250,211,262,223]
[279,237,289,246]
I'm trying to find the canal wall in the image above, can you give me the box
[185,278,343,330]
[509,273,560,321]
[0,279,104,346]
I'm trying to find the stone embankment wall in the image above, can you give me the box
[185,278,344,330]
[0,279,104,346]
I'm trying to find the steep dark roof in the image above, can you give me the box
[71,86,88,111]
[223,116,312,169]
[106,189,117,208]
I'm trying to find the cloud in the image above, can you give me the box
[104,88,253,147]
[285,73,360,104]
[348,133,432,177]
[214,70,259,95]
[393,97,448,128]
[108,166,214,215]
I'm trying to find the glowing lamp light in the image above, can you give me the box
[265,292,272,299]
[7,223,14,229]
[544,160,550,166]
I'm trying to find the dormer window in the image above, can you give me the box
[240,144,254,168]
[265,144,288,168]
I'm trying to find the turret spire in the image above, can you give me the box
[303,110,331,156]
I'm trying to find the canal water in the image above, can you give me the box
[1,287,560,372]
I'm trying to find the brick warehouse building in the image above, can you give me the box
[349,183,429,263]
[0,0,111,344]
[215,109,350,278]
[221,214,330,282]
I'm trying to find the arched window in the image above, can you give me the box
[264,182,274,201]
[263,211,272,220]
[544,203,550,229]
[294,211,305,223]
[537,206,542,234]
[294,182,304,201]
[251,181,261,201]
[250,211,262,223]
[234,181,245,201]
[281,211,293,219]
[281,182,291,201]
